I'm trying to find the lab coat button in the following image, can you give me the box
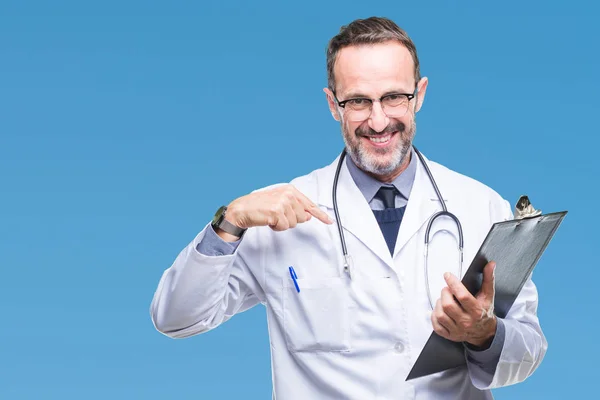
[394,342,405,353]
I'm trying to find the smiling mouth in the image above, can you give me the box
[364,131,397,145]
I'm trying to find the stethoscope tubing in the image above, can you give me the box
[332,145,464,309]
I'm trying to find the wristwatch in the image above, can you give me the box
[211,206,246,237]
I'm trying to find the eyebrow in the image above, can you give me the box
[342,88,413,100]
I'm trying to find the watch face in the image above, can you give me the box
[212,206,226,225]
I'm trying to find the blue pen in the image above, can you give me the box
[289,266,300,293]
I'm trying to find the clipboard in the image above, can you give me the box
[406,210,568,381]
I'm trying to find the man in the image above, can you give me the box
[150,17,547,399]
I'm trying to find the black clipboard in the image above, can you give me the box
[406,210,568,381]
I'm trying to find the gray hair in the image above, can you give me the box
[326,17,421,92]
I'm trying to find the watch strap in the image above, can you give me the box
[216,217,246,237]
[212,206,246,237]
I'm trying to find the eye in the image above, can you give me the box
[382,94,408,106]
[344,98,372,110]
[348,98,369,106]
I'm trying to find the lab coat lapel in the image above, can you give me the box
[317,155,394,267]
[393,154,442,257]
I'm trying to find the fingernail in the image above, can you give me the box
[444,272,450,280]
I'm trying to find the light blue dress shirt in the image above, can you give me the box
[344,148,417,209]
[196,149,505,376]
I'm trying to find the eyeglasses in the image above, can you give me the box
[333,88,418,122]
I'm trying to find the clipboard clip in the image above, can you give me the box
[515,195,542,220]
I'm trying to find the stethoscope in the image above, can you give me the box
[332,145,464,310]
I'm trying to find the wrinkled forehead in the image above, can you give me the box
[333,41,416,97]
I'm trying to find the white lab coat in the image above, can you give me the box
[150,152,547,399]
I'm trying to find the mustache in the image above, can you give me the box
[355,120,406,137]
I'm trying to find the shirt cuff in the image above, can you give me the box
[195,224,241,256]
[464,318,506,373]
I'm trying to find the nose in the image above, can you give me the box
[367,101,390,133]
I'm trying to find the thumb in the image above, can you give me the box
[480,261,496,300]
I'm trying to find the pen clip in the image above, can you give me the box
[289,266,300,293]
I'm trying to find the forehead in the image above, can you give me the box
[334,41,415,96]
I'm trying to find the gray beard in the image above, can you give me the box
[342,120,415,176]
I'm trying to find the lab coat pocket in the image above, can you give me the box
[282,277,351,353]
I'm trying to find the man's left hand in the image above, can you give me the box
[431,261,497,348]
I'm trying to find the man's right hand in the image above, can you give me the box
[216,185,333,242]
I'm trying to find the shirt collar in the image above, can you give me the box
[345,147,417,203]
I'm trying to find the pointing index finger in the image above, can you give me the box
[308,204,333,224]
[293,187,333,224]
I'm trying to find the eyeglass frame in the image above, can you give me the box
[331,86,419,120]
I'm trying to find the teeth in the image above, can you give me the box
[369,135,391,143]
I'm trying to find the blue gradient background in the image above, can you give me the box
[1,1,598,398]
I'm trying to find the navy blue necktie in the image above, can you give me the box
[373,186,405,255]
[376,186,397,209]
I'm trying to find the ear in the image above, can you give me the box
[323,87,341,121]
[414,77,429,113]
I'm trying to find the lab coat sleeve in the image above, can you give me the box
[149,222,265,339]
[464,317,506,375]
[467,198,548,389]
